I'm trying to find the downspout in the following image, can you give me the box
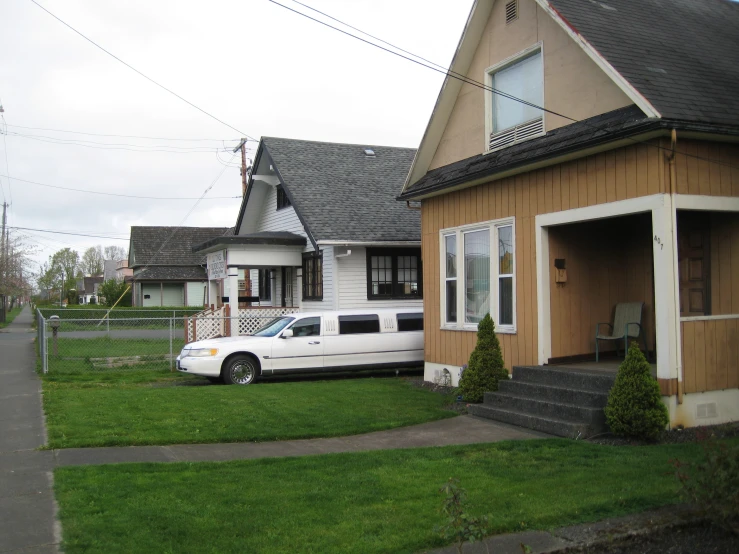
[406,201,421,211]
[666,129,684,405]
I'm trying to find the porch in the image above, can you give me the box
[193,232,309,334]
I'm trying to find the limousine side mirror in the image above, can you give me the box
[280,329,294,339]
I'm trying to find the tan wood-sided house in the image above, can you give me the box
[398,0,739,429]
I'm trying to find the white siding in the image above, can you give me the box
[256,185,313,252]
[336,247,424,310]
[186,282,206,306]
[303,245,335,311]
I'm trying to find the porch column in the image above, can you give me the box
[227,267,239,337]
[296,268,303,310]
[651,197,680,384]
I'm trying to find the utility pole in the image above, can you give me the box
[233,138,249,197]
[0,202,6,319]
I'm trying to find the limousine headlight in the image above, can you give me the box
[187,348,219,358]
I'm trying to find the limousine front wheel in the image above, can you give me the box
[222,354,259,385]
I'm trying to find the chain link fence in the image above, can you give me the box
[37,308,299,376]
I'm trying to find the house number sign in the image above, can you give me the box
[207,250,227,280]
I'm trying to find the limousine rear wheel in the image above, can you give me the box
[222,354,259,386]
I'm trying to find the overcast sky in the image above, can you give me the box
[0,0,472,275]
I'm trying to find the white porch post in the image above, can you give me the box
[651,197,680,383]
[227,267,239,337]
[535,220,551,365]
[296,268,303,310]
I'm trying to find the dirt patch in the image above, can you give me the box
[563,520,738,553]
[403,376,468,414]
[586,421,739,446]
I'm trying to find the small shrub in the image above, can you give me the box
[672,433,739,535]
[459,314,508,402]
[604,342,668,440]
[435,478,491,554]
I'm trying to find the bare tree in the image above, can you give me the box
[104,245,127,261]
[81,246,104,275]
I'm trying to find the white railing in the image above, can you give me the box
[186,306,227,342]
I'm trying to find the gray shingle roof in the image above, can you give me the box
[549,0,739,126]
[400,104,739,199]
[134,266,208,281]
[261,137,420,243]
[130,226,231,268]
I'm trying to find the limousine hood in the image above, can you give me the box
[185,335,267,349]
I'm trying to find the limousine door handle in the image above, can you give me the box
[309,341,321,345]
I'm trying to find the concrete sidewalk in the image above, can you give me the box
[53,415,549,467]
[0,306,60,553]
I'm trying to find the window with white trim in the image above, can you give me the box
[441,218,516,333]
[486,46,543,152]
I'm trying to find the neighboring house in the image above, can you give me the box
[397,0,739,428]
[128,226,231,307]
[116,259,133,282]
[193,137,421,314]
[77,276,104,304]
[103,260,118,282]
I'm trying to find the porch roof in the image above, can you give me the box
[398,106,739,200]
[192,232,307,254]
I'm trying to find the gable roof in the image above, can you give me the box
[547,0,739,126]
[129,226,232,268]
[240,137,420,243]
[403,0,739,192]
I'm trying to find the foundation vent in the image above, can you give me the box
[505,0,518,24]
[696,402,718,419]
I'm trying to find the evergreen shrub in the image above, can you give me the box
[459,314,508,402]
[605,342,668,440]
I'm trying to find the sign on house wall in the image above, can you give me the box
[207,250,227,280]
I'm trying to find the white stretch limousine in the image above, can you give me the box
[176,308,424,385]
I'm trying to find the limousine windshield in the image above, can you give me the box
[253,316,295,337]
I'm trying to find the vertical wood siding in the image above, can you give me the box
[682,318,739,393]
[422,141,666,369]
[674,141,739,197]
[548,214,655,358]
[709,213,739,315]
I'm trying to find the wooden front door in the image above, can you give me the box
[677,212,710,317]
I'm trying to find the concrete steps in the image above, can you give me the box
[468,366,616,438]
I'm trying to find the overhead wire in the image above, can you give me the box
[271,0,739,172]
[7,225,129,241]
[4,122,247,143]
[0,173,242,200]
[27,0,258,141]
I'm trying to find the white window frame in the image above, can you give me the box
[440,217,517,334]
[484,42,545,153]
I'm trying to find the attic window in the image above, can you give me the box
[276,185,291,210]
[505,0,518,24]
[364,148,375,157]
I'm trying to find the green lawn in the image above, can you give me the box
[0,305,23,328]
[43,376,457,448]
[54,439,723,554]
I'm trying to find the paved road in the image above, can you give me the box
[0,306,60,553]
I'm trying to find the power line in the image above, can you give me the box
[5,130,232,151]
[7,225,129,241]
[5,131,238,155]
[271,0,739,172]
[0,174,242,200]
[27,0,258,141]
[133,152,237,281]
[4,122,249,143]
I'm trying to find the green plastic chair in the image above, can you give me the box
[595,302,648,362]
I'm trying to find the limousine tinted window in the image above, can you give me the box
[338,314,380,335]
[290,317,320,337]
[397,313,423,332]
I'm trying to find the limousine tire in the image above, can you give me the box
[222,354,259,386]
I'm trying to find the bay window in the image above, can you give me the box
[441,218,516,332]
